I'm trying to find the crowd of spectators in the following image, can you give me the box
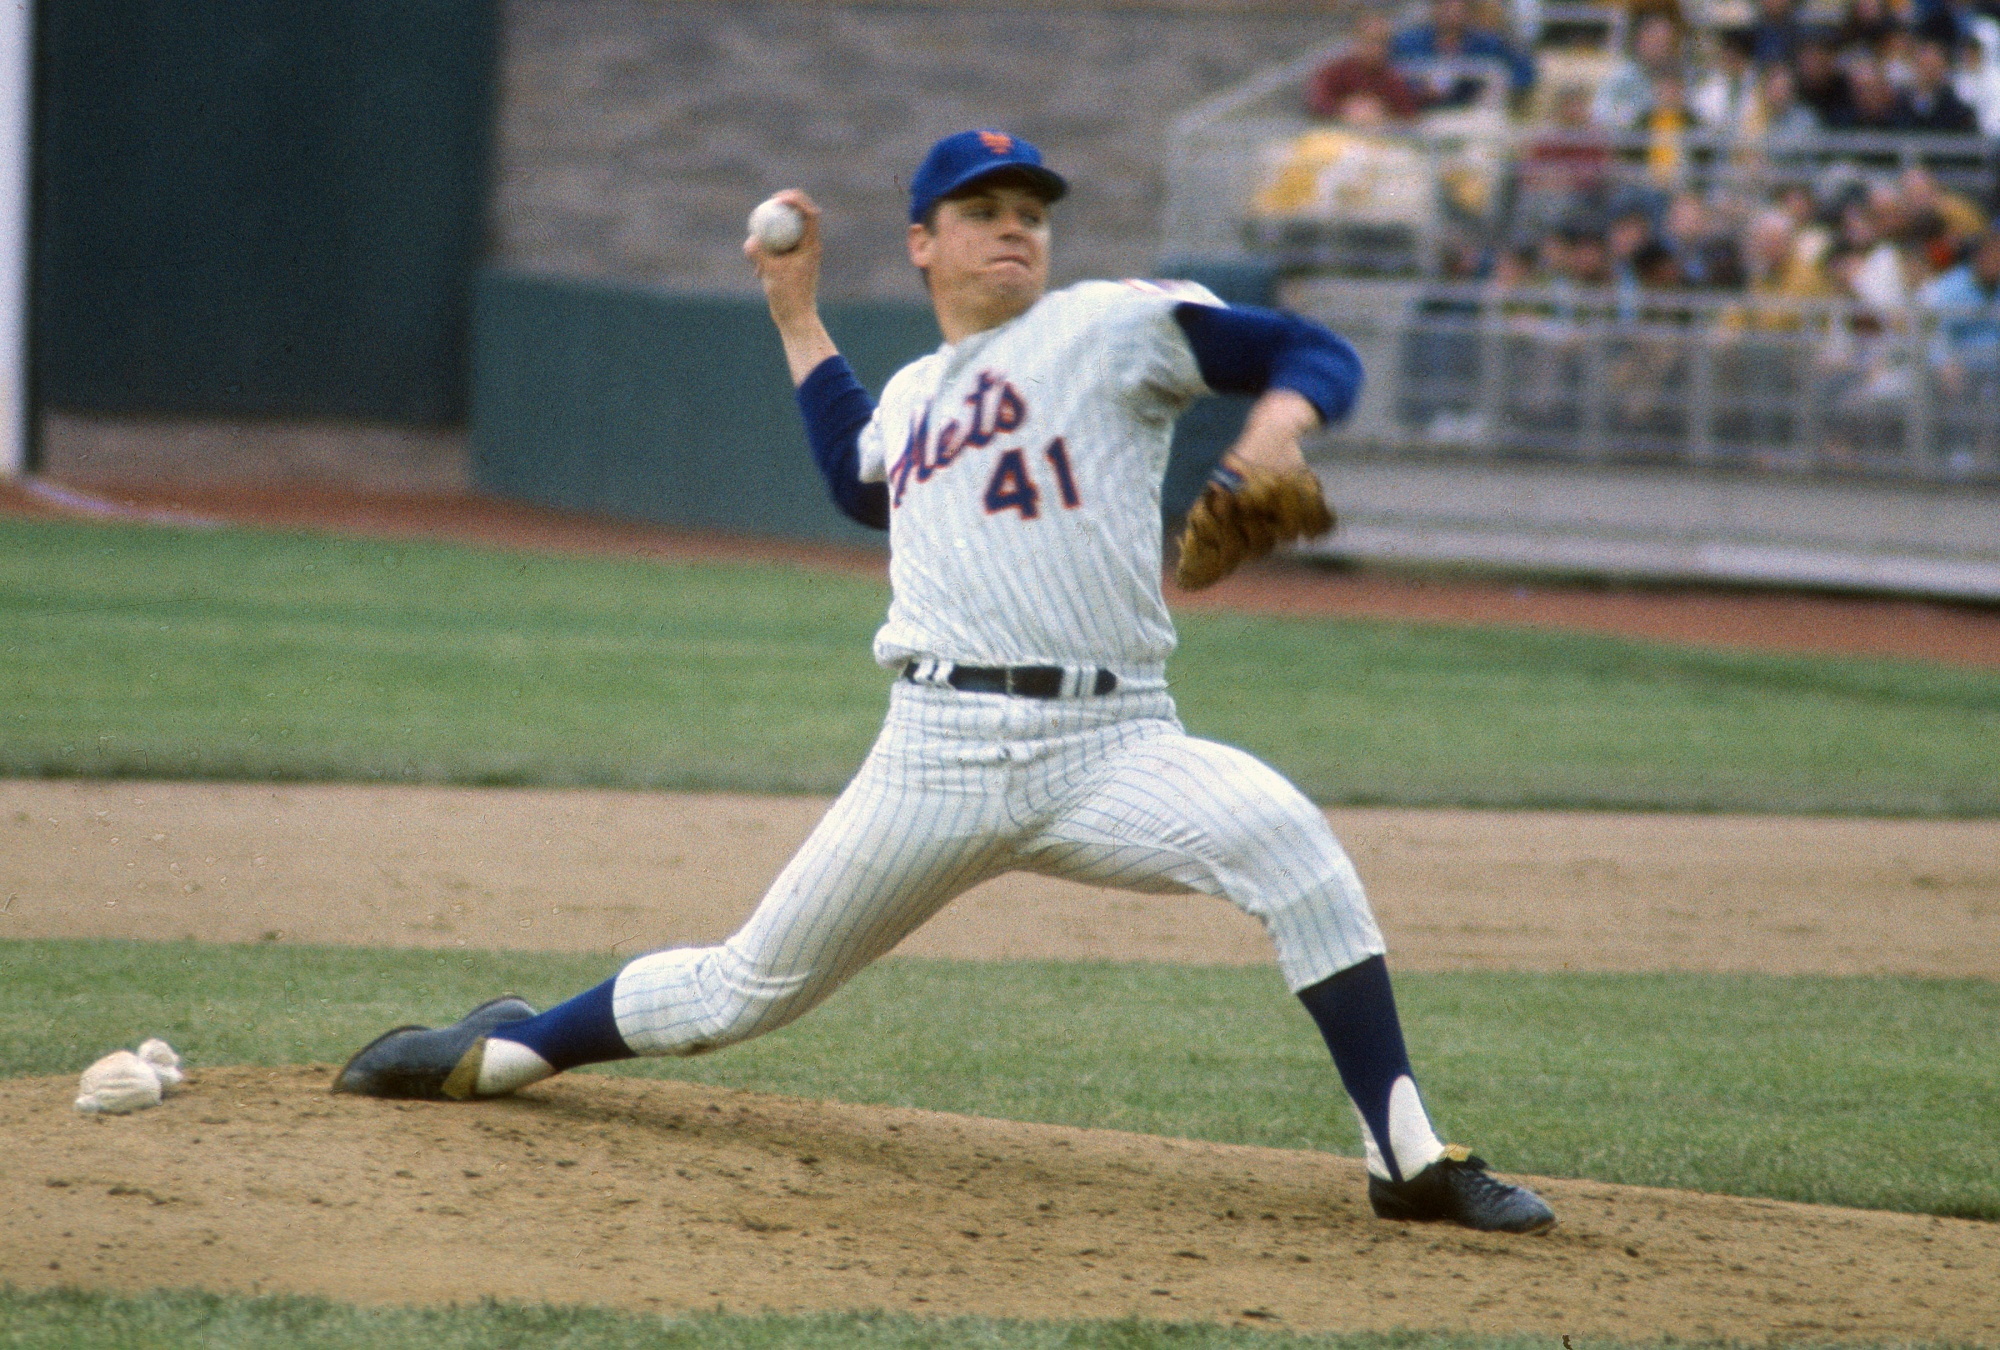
[1307,0,1999,137]
[1584,2,1985,138]
[1295,0,2000,411]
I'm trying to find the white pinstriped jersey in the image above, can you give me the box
[856,279,1224,672]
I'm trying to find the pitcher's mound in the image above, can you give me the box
[6,1065,1995,1341]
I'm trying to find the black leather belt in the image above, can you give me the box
[903,661,1118,699]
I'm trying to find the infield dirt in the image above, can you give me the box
[5,482,1999,1340]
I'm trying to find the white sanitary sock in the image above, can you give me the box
[1355,1074,1448,1181]
[473,1037,556,1096]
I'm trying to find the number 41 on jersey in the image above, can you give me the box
[984,438,1080,520]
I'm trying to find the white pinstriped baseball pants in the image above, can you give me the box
[612,675,1386,1057]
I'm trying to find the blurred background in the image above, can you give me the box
[5,0,1999,595]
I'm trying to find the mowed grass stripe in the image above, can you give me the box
[4,938,1993,1221]
[5,516,1999,813]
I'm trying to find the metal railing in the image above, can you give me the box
[1284,279,2000,485]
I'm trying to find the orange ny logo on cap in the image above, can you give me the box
[978,130,1013,154]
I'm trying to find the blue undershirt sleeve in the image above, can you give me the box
[796,355,890,531]
[1171,302,1365,427]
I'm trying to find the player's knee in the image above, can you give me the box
[696,946,826,1046]
[1216,793,1352,891]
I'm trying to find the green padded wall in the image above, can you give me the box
[33,0,497,423]
[471,272,940,546]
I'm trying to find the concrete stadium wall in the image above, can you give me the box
[1304,456,2000,600]
[493,0,1345,301]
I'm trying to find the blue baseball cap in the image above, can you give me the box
[908,129,1068,225]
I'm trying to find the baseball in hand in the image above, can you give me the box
[747,196,807,254]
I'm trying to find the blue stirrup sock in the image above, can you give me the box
[1296,955,1445,1182]
[475,978,635,1094]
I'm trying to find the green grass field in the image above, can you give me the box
[4,512,1997,1349]
[5,515,1998,813]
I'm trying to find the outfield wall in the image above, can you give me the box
[33,0,496,428]
[471,273,915,546]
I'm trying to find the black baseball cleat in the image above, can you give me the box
[331,995,538,1100]
[1368,1145,1557,1234]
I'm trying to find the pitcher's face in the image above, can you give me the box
[910,183,1052,333]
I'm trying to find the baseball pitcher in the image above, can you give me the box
[334,130,1555,1235]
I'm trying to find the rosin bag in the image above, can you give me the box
[75,1038,184,1115]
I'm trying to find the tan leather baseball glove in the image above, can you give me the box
[1174,462,1335,591]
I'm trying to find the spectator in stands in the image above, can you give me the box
[1793,33,1857,125]
[1881,26,1921,90]
[1817,238,1916,454]
[1741,209,1800,296]
[1663,191,1745,288]
[1513,84,1613,235]
[1841,185,1914,313]
[1592,13,1683,128]
[1712,207,1833,452]
[1919,227,2000,433]
[1754,64,1824,140]
[1309,15,1426,122]
[1392,0,1537,105]
[1732,207,1840,327]
[1774,181,1839,286]
[1872,175,1958,282]
[1834,0,1902,59]
[1643,73,1696,186]
[1843,56,1907,128]
[1608,205,1656,273]
[1747,0,1806,66]
[1947,17,2000,133]
[1694,29,1762,133]
[1897,36,1981,129]
[1910,0,1973,48]
[1490,240,1539,288]
[1607,232,1700,431]
[1513,215,1612,423]
[1900,166,1989,256]
[1555,215,1615,287]
[1604,206,1658,322]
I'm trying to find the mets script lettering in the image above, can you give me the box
[889,371,1026,506]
